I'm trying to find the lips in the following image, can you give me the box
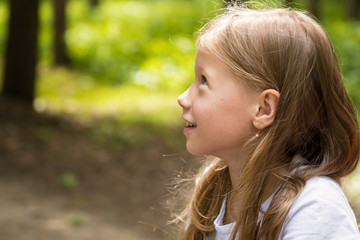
[183,120,197,135]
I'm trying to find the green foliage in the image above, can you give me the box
[36,66,181,124]
[0,1,8,55]
[325,21,360,112]
[39,0,53,64]
[62,0,221,90]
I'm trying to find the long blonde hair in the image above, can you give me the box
[176,6,360,240]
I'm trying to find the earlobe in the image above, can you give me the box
[253,89,280,130]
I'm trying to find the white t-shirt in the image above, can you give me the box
[206,176,360,240]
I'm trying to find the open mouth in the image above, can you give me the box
[186,122,197,127]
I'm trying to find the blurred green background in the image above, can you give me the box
[0,0,359,239]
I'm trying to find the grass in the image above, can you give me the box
[36,65,183,127]
[35,65,185,153]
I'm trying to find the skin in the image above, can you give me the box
[178,50,259,162]
[178,49,280,222]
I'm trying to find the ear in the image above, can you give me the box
[252,89,280,130]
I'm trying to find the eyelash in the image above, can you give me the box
[200,75,208,85]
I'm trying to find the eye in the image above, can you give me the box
[200,75,208,85]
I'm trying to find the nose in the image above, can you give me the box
[178,88,191,109]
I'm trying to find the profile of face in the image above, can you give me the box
[177,50,260,161]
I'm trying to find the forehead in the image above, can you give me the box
[195,50,244,85]
[195,48,260,94]
[194,50,226,73]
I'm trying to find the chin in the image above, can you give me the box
[186,145,210,156]
[186,149,200,155]
[186,145,201,156]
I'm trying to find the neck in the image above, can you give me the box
[223,154,247,224]
[224,155,278,224]
[223,151,248,189]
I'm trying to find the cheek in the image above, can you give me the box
[193,104,213,128]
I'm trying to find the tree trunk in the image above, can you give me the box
[53,0,70,66]
[309,0,320,19]
[1,0,39,104]
[346,0,360,20]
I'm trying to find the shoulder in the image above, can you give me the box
[296,176,349,206]
[280,176,360,240]
[291,176,354,216]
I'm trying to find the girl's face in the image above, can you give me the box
[178,50,259,161]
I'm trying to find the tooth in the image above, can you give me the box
[185,122,197,127]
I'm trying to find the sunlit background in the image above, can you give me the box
[0,0,359,239]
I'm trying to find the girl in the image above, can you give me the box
[176,5,360,240]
